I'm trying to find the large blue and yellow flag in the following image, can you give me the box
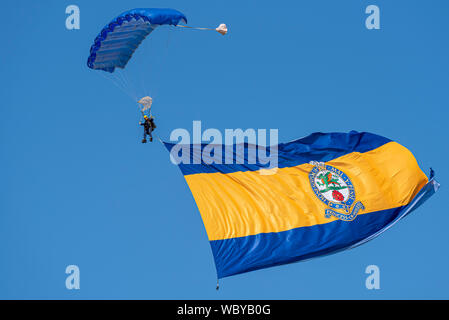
[164,131,439,279]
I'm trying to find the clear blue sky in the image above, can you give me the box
[1,0,448,299]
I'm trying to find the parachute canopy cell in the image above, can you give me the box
[87,8,187,73]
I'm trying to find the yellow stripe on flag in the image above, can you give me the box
[185,142,428,241]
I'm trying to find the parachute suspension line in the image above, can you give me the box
[97,71,135,101]
[111,69,132,101]
[150,26,172,103]
[117,69,138,101]
[176,25,212,31]
[139,71,147,104]
[175,24,228,35]
[127,71,139,102]
[137,26,174,116]
[113,73,132,98]
[105,70,132,100]
[114,70,128,93]
[131,31,164,110]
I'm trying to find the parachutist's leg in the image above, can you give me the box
[149,130,153,142]
[142,131,147,143]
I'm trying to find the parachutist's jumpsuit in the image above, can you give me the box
[140,118,156,143]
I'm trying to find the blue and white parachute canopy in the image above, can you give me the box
[87,8,188,73]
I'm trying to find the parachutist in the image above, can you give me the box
[140,115,156,143]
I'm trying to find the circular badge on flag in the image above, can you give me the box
[308,162,356,213]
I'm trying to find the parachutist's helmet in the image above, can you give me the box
[144,115,149,120]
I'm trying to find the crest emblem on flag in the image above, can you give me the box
[309,161,365,221]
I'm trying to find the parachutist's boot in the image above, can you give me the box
[142,138,147,143]
[150,137,153,142]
